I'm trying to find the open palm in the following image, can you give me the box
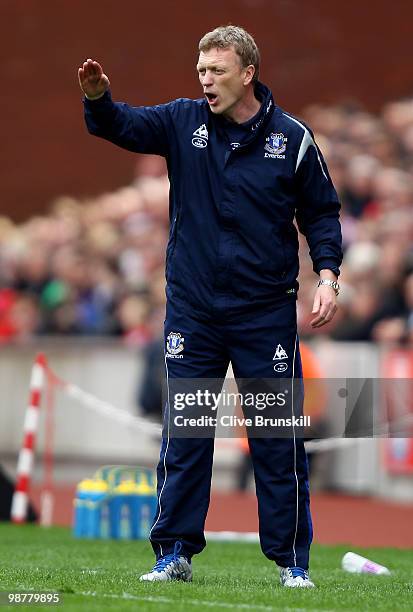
[78,59,110,99]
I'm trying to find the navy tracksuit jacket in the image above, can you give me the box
[84,82,342,569]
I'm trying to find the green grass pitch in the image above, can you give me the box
[0,524,412,611]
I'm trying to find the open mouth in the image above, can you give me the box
[205,92,218,105]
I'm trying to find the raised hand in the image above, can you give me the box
[78,59,110,100]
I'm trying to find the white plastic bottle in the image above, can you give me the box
[342,552,391,575]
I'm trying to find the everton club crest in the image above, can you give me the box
[264,132,288,159]
[166,332,185,358]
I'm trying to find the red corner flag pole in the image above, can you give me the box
[39,366,57,526]
[11,353,47,523]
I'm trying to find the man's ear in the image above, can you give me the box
[243,65,255,86]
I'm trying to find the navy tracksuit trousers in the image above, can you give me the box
[150,298,313,569]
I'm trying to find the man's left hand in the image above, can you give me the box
[310,285,338,328]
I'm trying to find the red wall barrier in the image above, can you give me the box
[2,0,413,220]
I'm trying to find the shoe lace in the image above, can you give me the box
[152,541,184,573]
[287,567,308,579]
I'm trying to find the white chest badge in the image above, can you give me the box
[192,124,209,148]
[166,332,185,358]
[264,132,287,159]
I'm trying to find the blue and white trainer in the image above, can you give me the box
[279,566,315,588]
[139,542,192,582]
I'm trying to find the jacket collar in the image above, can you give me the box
[207,81,275,148]
[247,81,275,134]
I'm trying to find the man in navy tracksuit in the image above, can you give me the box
[79,25,342,588]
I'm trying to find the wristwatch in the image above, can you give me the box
[317,279,340,295]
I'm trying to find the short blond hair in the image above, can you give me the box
[198,25,260,84]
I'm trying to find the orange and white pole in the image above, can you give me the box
[11,353,47,523]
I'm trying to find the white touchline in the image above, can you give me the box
[77,591,329,612]
[78,591,280,610]
[16,587,329,612]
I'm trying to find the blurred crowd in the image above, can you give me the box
[1,97,413,345]
[298,98,413,343]
[0,157,169,345]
